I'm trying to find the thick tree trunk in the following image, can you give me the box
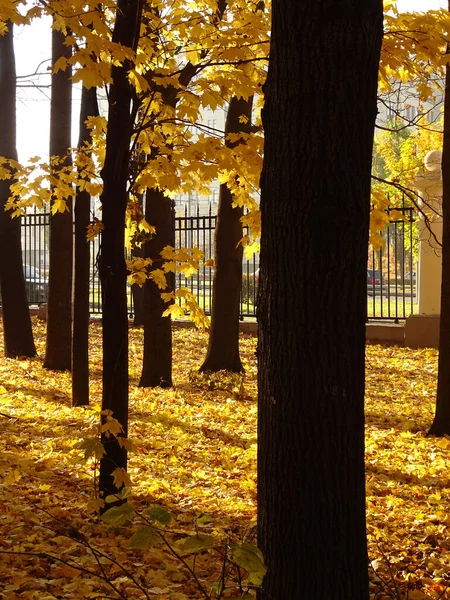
[98,0,142,499]
[139,188,173,388]
[428,1,450,436]
[0,22,36,359]
[257,3,383,599]
[44,27,73,371]
[199,96,253,373]
[72,87,98,407]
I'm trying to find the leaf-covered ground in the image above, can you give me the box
[0,318,448,599]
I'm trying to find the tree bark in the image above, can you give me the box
[257,2,383,599]
[98,0,142,499]
[428,0,450,436]
[199,96,253,373]
[72,87,98,407]
[0,21,36,358]
[44,26,73,371]
[139,188,173,388]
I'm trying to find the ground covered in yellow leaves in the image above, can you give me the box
[0,318,448,599]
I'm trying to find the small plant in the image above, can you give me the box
[100,499,267,599]
[189,370,247,399]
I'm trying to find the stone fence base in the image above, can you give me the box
[26,305,440,349]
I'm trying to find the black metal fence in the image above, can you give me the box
[367,206,417,323]
[20,204,416,322]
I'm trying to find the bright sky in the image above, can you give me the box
[15,17,81,163]
[13,0,446,163]
[397,0,445,8]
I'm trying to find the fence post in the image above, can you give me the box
[405,150,443,348]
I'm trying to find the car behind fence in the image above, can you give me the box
[20,204,416,323]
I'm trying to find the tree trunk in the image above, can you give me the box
[72,87,98,407]
[257,3,383,599]
[44,26,73,371]
[98,0,142,499]
[136,62,197,385]
[139,188,173,388]
[199,96,253,373]
[131,195,145,327]
[0,21,36,359]
[428,0,450,436]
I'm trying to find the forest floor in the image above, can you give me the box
[0,318,448,600]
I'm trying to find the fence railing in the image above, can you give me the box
[367,205,417,323]
[20,204,416,322]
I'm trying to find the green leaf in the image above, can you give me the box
[179,533,214,553]
[100,503,134,526]
[129,525,157,549]
[146,505,172,526]
[196,513,213,526]
[232,543,267,585]
[79,437,105,461]
[105,486,132,504]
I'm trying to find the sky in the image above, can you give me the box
[397,0,445,8]
[15,17,81,162]
[13,0,447,163]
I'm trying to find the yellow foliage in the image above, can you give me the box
[126,257,152,287]
[86,218,104,242]
[100,413,124,437]
[150,268,168,290]
[112,467,132,489]
[0,319,447,599]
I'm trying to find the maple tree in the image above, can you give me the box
[368,2,448,242]
[97,0,143,499]
[0,20,36,359]
[44,25,73,372]
[429,0,450,437]
[256,2,383,599]
[200,95,254,374]
[72,86,99,407]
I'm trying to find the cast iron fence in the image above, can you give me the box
[20,203,416,322]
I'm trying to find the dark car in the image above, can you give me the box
[24,265,48,304]
[367,269,381,286]
[405,271,417,284]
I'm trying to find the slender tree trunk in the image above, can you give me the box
[428,0,450,436]
[199,96,253,373]
[135,58,197,385]
[139,189,173,388]
[257,2,383,599]
[0,21,36,358]
[98,0,142,499]
[44,26,73,371]
[72,87,98,407]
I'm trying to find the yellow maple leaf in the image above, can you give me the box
[101,415,124,437]
[112,467,132,489]
[150,269,167,290]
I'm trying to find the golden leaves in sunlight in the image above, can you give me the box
[0,319,448,599]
